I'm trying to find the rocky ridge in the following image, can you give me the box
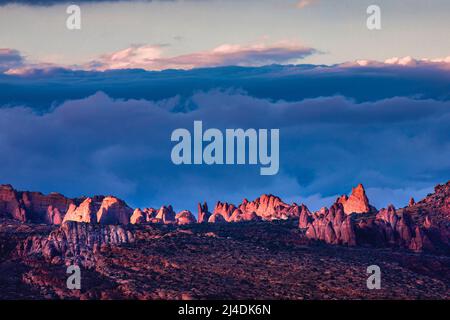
[1,181,449,253]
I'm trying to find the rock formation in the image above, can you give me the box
[175,210,197,225]
[228,208,261,222]
[63,196,103,224]
[238,194,290,220]
[154,205,176,224]
[197,202,211,223]
[304,203,357,246]
[17,221,134,268]
[0,184,74,224]
[298,204,313,229]
[337,184,376,214]
[211,201,236,222]
[2,181,449,253]
[130,208,145,224]
[63,196,132,225]
[130,208,158,224]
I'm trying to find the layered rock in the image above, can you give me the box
[337,184,376,214]
[17,221,134,268]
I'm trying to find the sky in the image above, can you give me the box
[0,0,449,68]
[0,0,449,214]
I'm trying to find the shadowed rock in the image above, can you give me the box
[17,221,134,268]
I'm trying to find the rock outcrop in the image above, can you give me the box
[337,184,376,214]
[228,208,261,222]
[304,203,357,246]
[130,208,145,224]
[197,202,211,223]
[238,194,291,220]
[17,221,134,268]
[298,204,313,228]
[2,181,449,253]
[129,208,158,224]
[154,205,176,224]
[63,196,103,224]
[299,191,450,252]
[211,201,236,222]
[206,194,301,223]
[354,204,438,251]
[175,210,197,225]
[0,184,74,224]
[63,196,132,225]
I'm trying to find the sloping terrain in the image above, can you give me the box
[0,219,448,300]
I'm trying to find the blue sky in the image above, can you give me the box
[0,0,449,213]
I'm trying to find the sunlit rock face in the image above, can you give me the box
[97,196,133,225]
[197,202,211,224]
[238,194,290,220]
[130,208,145,224]
[337,184,376,214]
[63,196,132,225]
[154,205,176,224]
[211,201,236,222]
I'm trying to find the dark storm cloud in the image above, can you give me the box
[0,91,449,213]
[1,63,450,112]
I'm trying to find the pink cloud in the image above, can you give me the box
[341,56,450,69]
[85,42,317,71]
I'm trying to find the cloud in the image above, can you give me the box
[2,60,450,112]
[296,0,318,9]
[0,49,24,72]
[85,42,317,71]
[0,0,153,6]
[0,91,448,213]
[344,56,450,69]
